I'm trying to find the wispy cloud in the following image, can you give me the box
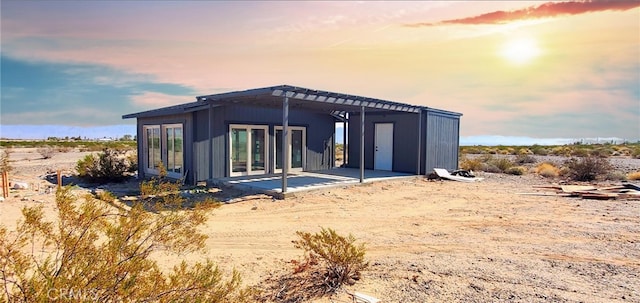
[406,0,640,27]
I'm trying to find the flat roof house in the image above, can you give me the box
[123,85,462,194]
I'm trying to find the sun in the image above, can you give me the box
[500,37,541,65]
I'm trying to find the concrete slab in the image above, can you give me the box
[213,168,416,198]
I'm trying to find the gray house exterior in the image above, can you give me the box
[123,85,462,190]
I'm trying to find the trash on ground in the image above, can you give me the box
[519,182,640,200]
[433,168,484,182]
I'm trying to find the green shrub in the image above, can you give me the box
[293,227,368,292]
[563,157,611,181]
[76,148,133,183]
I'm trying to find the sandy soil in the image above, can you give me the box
[1,148,639,302]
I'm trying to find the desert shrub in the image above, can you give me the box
[37,146,55,159]
[590,147,612,158]
[0,182,249,302]
[627,171,640,181]
[76,148,134,183]
[126,152,138,173]
[481,163,502,173]
[0,148,12,173]
[506,166,526,175]
[563,156,611,181]
[293,227,368,292]
[460,157,483,171]
[535,162,560,178]
[605,171,627,181]
[517,148,533,155]
[56,146,74,153]
[632,148,640,159]
[515,154,537,164]
[492,158,514,172]
[570,148,589,157]
[530,145,549,156]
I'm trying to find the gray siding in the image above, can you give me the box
[136,113,194,182]
[192,104,336,179]
[346,112,421,174]
[424,111,460,173]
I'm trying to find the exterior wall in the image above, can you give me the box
[136,113,194,182]
[424,110,460,173]
[346,112,421,174]
[192,104,336,179]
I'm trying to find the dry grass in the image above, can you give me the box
[535,163,560,178]
[627,171,640,181]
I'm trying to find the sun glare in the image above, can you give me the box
[500,37,540,65]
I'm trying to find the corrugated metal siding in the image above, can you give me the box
[424,111,460,173]
[346,112,420,174]
[201,104,335,178]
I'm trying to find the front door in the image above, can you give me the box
[374,123,393,171]
[229,125,267,176]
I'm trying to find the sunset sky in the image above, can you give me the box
[1,1,639,143]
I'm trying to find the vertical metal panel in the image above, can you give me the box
[424,111,460,173]
[346,112,419,174]
[207,104,335,178]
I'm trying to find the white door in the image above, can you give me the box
[374,123,393,171]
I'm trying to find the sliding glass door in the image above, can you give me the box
[275,126,306,173]
[143,124,184,179]
[229,125,267,176]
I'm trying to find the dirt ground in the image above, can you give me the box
[1,148,639,302]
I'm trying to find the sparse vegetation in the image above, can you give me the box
[0,174,250,302]
[459,156,483,171]
[36,146,55,159]
[76,148,135,183]
[506,166,527,175]
[460,142,640,158]
[627,171,640,181]
[0,139,136,151]
[293,227,368,291]
[563,156,612,181]
[535,162,560,178]
[0,148,12,173]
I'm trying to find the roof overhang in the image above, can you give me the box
[123,84,462,119]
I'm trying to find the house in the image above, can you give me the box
[122,85,462,193]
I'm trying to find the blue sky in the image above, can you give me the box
[1,1,638,144]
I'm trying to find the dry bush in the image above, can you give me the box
[36,146,55,159]
[531,146,549,156]
[0,148,12,173]
[293,228,368,291]
[627,171,640,181]
[605,171,627,181]
[493,158,514,172]
[0,179,249,302]
[76,148,133,184]
[535,163,560,178]
[506,166,527,175]
[460,157,483,171]
[515,154,537,164]
[56,146,74,153]
[258,228,367,302]
[563,157,611,181]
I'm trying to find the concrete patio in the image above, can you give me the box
[212,168,417,198]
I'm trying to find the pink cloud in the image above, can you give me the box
[406,0,640,27]
[131,92,192,108]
